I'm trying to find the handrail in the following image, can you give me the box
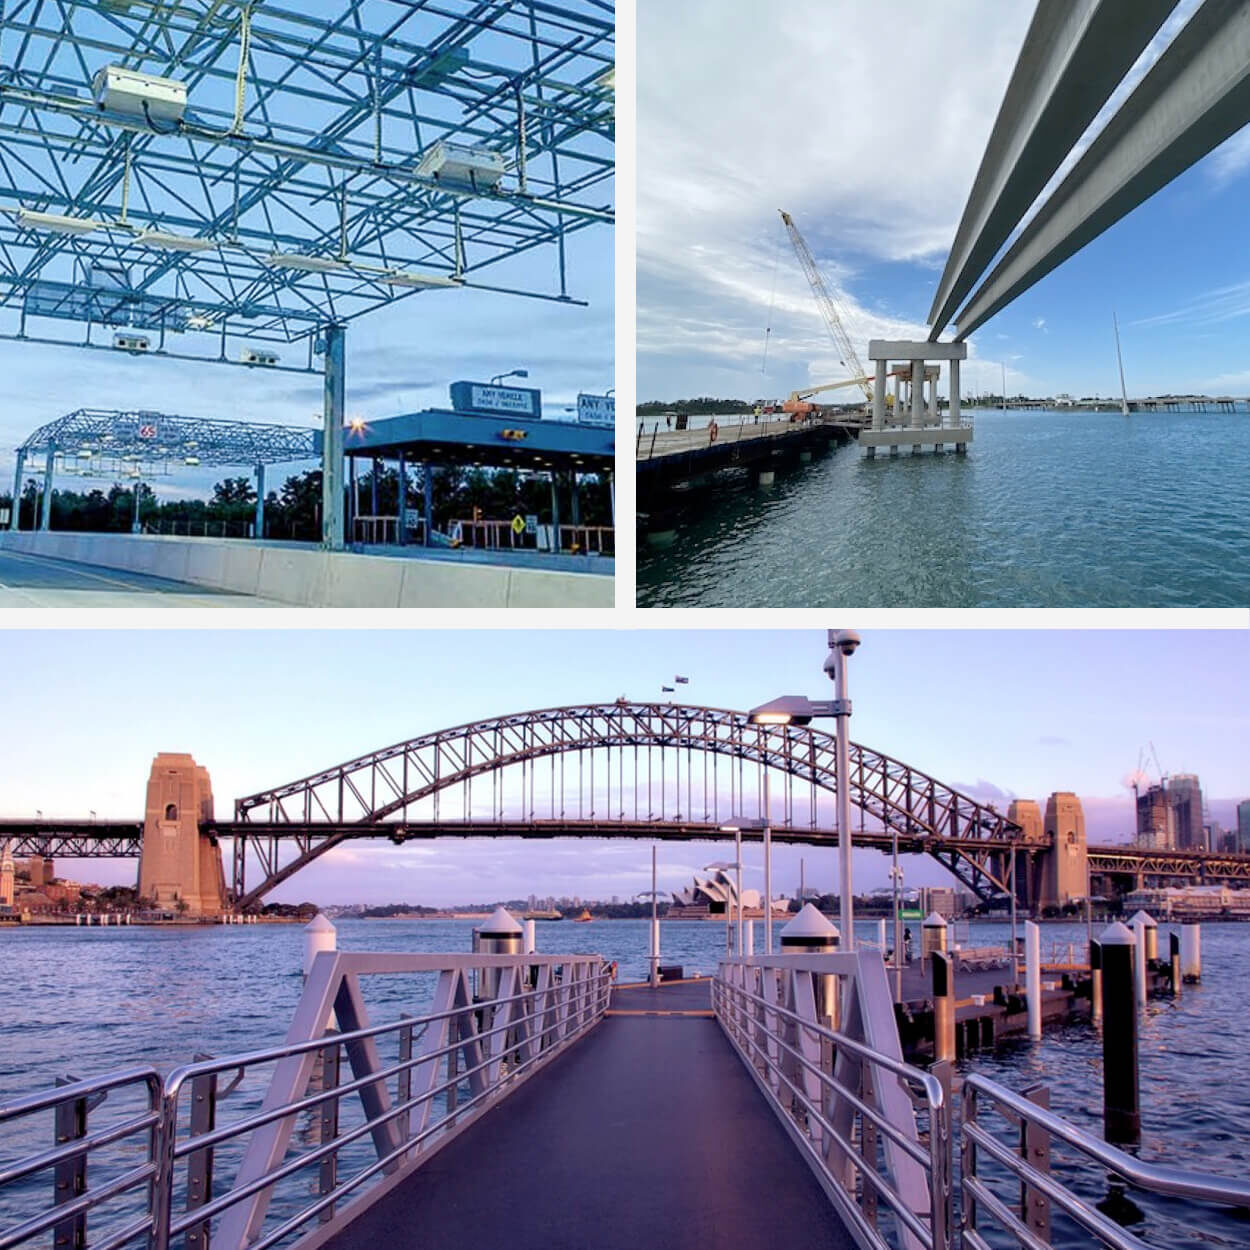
[714,958,950,1250]
[962,1073,1250,1249]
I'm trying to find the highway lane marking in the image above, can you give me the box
[0,549,237,597]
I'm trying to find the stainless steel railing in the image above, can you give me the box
[0,955,610,1250]
[0,1067,163,1250]
[714,957,951,1250]
[960,1073,1250,1249]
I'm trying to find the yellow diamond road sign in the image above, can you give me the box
[511,514,526,536]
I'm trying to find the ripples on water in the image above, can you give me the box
[3,919,1249,1247]
[636,410,1250,607]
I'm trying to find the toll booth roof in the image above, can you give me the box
[344,409,614,474]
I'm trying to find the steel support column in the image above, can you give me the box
[10,447,24,530]
[254,463,265,540]
[321,323,346,551]
[39,445,54,531]
[397,454,408,546]
[873,357,887,430]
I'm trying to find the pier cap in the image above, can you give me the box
[1100,920,1136,945]
[780,903,840,947]
[923,911,947,927]
[304,913,336,934]
[481,905,523,938]
[1128,909,1156,928]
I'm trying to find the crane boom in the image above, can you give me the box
[780,209,873,401]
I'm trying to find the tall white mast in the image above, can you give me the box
[1114,311,1129,415]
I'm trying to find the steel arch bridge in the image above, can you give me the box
[222,700,1025,907]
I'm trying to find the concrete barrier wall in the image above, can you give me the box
[0,532,612,608]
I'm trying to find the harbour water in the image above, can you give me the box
[3,918,1249,1247]
[636,408,1250,608]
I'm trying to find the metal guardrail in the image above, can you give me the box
[714,955,951,1250]
[0,955,610,1250]
[960,1073,1250,1250]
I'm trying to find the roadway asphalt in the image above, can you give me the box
[0,549,286,607]
[322,987,855,1250]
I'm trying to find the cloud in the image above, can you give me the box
[1032,318,1047,332]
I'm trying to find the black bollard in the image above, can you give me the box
[1100,922,1139,1144]
[932,951,955,1063]
[1090,938,1102,1023]
[1170,931,1181,997]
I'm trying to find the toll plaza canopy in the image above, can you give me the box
[344,409,613,474]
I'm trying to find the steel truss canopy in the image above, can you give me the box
[0,0,615,346]
[18,407,321,473]
[934,0,1250,341]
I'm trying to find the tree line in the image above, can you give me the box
[1,465,612,543]
[636,397,754,416]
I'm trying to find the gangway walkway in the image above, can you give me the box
[318,978,854,1250]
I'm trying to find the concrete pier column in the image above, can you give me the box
[254,463,265,540]
[523,918,536,954]
[9,448,24,530]
[39,445,55,531]
[303,913,337,977]
[744,920,754,957]
[932,951,955,1063]
[1025,920,1042,1039]
[910,360,925,429]
[893,374,901,427]
[1129,909,1157,960]
[877,918,887,952]
[926,371,938,424]
[397,454,408,545]
[872,357,887,429]
[1181,923,1201,981]
[1101,921,1140,1144]
[949,357,961,428]
[321,322,346,551]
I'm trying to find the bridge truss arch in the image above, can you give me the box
[228,702,1022,907]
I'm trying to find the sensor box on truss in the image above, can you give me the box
[92,65,187,125]
[415,141,505,189]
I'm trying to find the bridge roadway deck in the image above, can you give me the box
[319,978,854,1250]
[0,548,286,607]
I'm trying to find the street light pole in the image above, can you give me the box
[826,633,857,950]
[735,824,743,956]
[890,823,902,999]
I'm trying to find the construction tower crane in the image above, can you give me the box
[779,210,873,401]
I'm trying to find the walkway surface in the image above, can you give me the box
[0,549,286,607]
[323,979,853,1250]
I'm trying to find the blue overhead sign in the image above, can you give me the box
[576,392,615,426]
[449,380,542,419]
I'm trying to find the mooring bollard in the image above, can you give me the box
[1090,938,1103,1024]
[303,913,337,978]
[1181,923,1201,982]
[744,920,754,958]
[1169,931,1181,995]
[922,911,947,968]
[650,916,661,988]
[523,919,536,955]
[1100,921,1140,1144]
[932,950,955,1063]
[475,906,522,1001]
[1129,909,1157,961]
[877,918,887,953]
[1025,921,1042,1040]
[1131,916,1148,1010]
[780,903,840,1030]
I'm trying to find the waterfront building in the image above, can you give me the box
[1136,784,1174,849]
[1238,799,1250,854]
[669,870,788,918]
[1124,884,1250,920]
[1168,774,1205,850]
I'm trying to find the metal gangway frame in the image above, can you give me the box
[0,953,610,1250]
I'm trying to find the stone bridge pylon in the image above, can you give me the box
[137,754,226,915]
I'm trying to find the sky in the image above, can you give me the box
[636,0,1250,404]
[2,627,1246,905]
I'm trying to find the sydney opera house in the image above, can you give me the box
[669,869,790,919]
